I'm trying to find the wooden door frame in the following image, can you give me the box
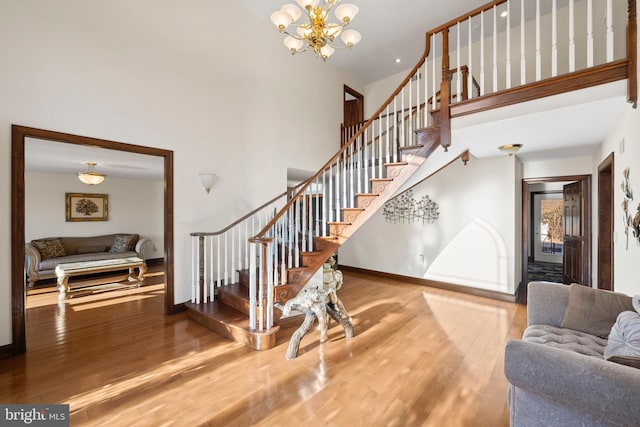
[597,152,614,290]
[11,125,176,355]
[343,84,364,124]
[521,174,592,291]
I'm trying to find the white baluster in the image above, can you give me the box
[349,143,354,208]
[415,67,420,129]
[217,235,221,287]
[456,23,461,101]
[606,0,613,62]
[281,215,286,284]
[288,205,293,268]
[294,198,300,268]
[422,62,428,126]
[385,107,390,165]
[210,236,214,298]
[400,83,405,148]
[329,162,334,223]
[237,223,242,271]
[244,221,248,269]
[301,191,306,252]
[493,5,498,92]
[587,0,594,67]
[356,136,362,195]
[521,0,526,85]
[191,236,196,302]
[249,242,257,330]
[322,169,328,236]
[569,0,575,72]
[266,241,274,329]
[202,237,207,303]
[468,16,474,98]
[315,178,320,239]
[231,227,235,285]
[370,123,376,180]
[307,186,313,251]
[364,128,370,192]
[378,114,383,176]
[224,233,228,286]
[480,11,485,95]
[342,153,347,212]
[409,70,413,137]
[432,36,437,109]
[506,1,511,89]
[536,0,541,81]
[552,0,557,77]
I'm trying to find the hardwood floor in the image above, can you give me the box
[1,269,526,426]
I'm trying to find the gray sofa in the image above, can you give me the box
[505,281,640,426]
[25,234,151,287]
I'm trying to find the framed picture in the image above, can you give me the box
[66,193,109,222]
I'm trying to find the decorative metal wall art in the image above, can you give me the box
[383,189,439,225]
[621,167,640,249]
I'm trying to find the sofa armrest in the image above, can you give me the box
[527,282,570,327]
[505,339,640,424]
[25,243,42,287]
[135,238,152,260]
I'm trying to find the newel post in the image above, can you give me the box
[249,236,273,331]
[440,28,451,150]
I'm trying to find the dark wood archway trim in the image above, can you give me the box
[11,125,176,355]
[521,175,592,294]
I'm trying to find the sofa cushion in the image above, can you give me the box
[76,245,107,254]
[561,284,633,338]
[32,238,66,260]
[604,311,640,369]
[523,324,607,358]
[110,234,139,253]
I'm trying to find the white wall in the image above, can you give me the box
[523,155,593,178]
[0,1,362,347]
[594,106,640,296]
[340,154,519,294]
[25,172,164,259]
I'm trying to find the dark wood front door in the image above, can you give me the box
[563,181,584,284]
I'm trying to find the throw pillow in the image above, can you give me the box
[31,238,66,260]
[561,284,633,338]
[110,234,139,253]
[604,310,640,369]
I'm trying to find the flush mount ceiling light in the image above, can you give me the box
[78,162,105,185]
[271,0,361,61]
[498,144,523,156]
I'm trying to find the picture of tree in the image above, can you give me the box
[541,199,563,254]
[75,198,100,216]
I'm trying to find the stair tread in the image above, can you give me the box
[218,283,249,297]
[355,193,379,197]
[186,300,250,325]
[328,221,352,225]
[341,207,365,211]
[371,177,393,182]
[414,124,441,134]
[384,162,409,167]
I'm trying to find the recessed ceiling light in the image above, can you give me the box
[501,10,508,18]
[395,58,401,63]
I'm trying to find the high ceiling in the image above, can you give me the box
[236,0,489,85]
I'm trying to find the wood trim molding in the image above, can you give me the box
[339,265,516,303]
[451,60,630,118]
[11,125,175,355]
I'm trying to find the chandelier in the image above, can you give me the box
[270,0,361,61]
[383,190,439,225]
[78,162,105,185]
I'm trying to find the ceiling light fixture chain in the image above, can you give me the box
[271,0,361,61]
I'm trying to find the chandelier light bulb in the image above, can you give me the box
[284,36,304,53]
[320,44,335,60]
[295,0,320,10]
[335,4,359,23]
[281,4,302,23]
[341,29,361,47]
[270,10,293,31]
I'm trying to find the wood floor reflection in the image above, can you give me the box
[2,269,526,426]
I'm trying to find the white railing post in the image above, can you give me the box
[506,0,511,89]
[587,0,594,67]
[606,0,613,62]
[493,5,498,92]
[536,0,541,81]
[469,16,474,98]
[569,0,575,72]
[552,0,558,77]
[521,0,526,85]
[480,11,486,95]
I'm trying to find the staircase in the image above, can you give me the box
[187,0,637,350]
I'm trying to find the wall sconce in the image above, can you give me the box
[198,173,215,194]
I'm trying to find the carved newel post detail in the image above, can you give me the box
[283,256,354,360]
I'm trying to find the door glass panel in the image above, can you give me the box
[540,198,563,255]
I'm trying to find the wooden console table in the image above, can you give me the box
[54,257,147,299]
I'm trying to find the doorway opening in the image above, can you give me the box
[521,175,592,299]
[341,85,364,145]
[11,125,175,355]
